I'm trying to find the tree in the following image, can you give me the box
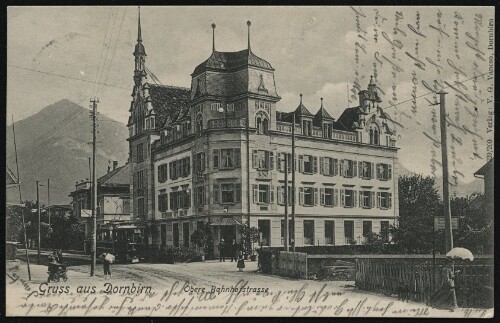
[390,174,442,253]
[190,222,214,259]
[239,224,260,254]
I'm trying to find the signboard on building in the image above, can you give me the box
[80,209,92,218]
[434,217,459,230]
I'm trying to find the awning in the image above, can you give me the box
[210,217,242,226]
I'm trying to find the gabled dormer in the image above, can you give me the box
[294,94,314,136]
[313,97,335,139]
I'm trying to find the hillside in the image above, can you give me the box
[6,99,129,205]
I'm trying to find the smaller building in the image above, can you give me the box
[474,158,494,219]
[69,162,136,253]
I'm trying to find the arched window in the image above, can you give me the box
[369,124,380,145]
[374,128,379,145]
[256,112,268,135]
[369,129,373,144]
[196,114,203,134]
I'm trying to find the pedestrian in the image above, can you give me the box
[52,249,60,264]
[237,252,245,272]
[99,251,115,279]
[218,239,226,262]
[429,257,458,311]
[57,248,63,264]
[230,239,238,262]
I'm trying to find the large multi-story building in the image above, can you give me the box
[127,13,399,251]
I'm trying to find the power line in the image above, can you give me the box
[92,8,115,98]
[95,8,119,98]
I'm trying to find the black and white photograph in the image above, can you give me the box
[5,5,495,317]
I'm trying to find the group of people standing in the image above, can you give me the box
[218,239,245,271]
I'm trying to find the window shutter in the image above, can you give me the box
[370,191,375,208]
[358,162,363,178]
[252,150,257,168]
[353,190,357,207]
[388,165,392,179]
[320,188,325,206]
[319,157,324,175]
[278,187,284,205]
[213,149,219,169]
[339,159,344,176]
[389,193,392,208]
[371,163,375,179]
[278,153,283,172]
[359,191,363,207]
[353,161,357,178]
[334,189,339,206]
[235,184,241,203]
[376,163,380,179]
[203,185,207,205]
[299,155,304,173]
[299,187,304,205]
[314,188,319,205]
[333,159,338,176]
[253,184,258,204]
[269,152,274,170]
[270,185,275,203]
[235,149,241,168]
[340,189,345,206]
[213,184,220,204]
[313,156,318,173]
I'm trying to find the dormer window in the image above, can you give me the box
[323,123,333,139]
[369,124,380,145]
[302,119,312,136]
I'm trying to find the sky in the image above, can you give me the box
[7,6,495,183]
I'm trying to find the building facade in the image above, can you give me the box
[126,13,399,251]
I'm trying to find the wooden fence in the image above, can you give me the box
[272,251,308,279]
[355,258,493,308]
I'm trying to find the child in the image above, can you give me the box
[237,252,245,272]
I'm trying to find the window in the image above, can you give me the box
[325,220,335,245]
[339,159,357,178]
[227,103,234,112]
[359,190,375,208]
[211,102,221,111]
[214,149,241,170]
[320,157,338,176]
[160,224,167,247]
[344,220,354,244]
[377,163,392,180]
[370,125,380,145]
[194,152,205,173]
[258,220,271,246]
[363,221,372,237]
[213,183,241,204]
[158,190,168,212]
[137,197,145,217]
[303,220,315,245]
[196,114,203,133]
[320,188,337,207]
[277,153,292,172]
[340,189,356,208]
[173,223,179,247]
[302,119,312,136]
[256,114,269,134]
[194,186,205,206]
[277,186,293,206]
[377,192,393,209]
[253,184,273,204]
[323,123,333,139]
[158,164,168,183]
[122,199,130,214]
[299,187,318,206]
[136,143,144,162]
[170,189,191,210]
[299,155,317,174]
[183,222,190,247]
[252,150,274,170]
[280,219,293,245]
[359,161,374,179]
[380,221,390,242]
[136,171,145,189]
[169,157,191,180]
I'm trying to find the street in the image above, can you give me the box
[7,250,493,318]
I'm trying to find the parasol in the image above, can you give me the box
[446,247,474,261]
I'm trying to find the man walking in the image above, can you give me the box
[99,251,115,279]
[218,239,226,262]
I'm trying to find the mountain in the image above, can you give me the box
[398,162,484,197]
[6,99,129,205]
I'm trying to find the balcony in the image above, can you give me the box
[208,118,247,129]
[275,121,357,142]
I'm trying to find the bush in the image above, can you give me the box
[158,247,204,263]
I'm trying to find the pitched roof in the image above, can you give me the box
[314,107,335,121]
[294,102,313,117]
[98,163,131,186]
[148,84,191,128]
[193,49,273,76]
[335,106,359,131]
[474,158,494,177]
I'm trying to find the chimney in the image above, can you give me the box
[113,161,118,170]
[107,165,111,173]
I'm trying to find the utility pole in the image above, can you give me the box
[36,181,41,265]
[47,178,51,226]
[12,115,31,280]
[291,112,296,252]
[284,154,289,252]
[438,90,453,252]
[90,98,99,276]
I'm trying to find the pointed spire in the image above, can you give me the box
[300,93,303,104]
[320,97,324,108]
[211,23,216,52]
[137,6,142,42]
[247,20,251,50]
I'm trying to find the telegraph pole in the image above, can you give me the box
[90,98,99,276]
[438,90,453,252]
[284,155,289,252]
[36,181,41,265]
[47,178,51,226]
[291,112,296,252]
